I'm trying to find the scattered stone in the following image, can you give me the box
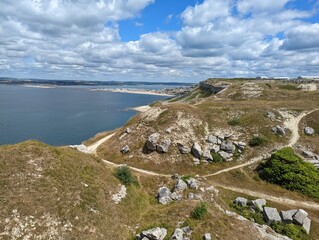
[188,193,202,200]
[304,127,315,136]
[234,197,248,207]
[171,228,183,240]
[206,186,219,196]
[174,179,188,192]
[125,127,132,134]
[221,140,236,153]
[157,139,171,153]
[204,233,212,240]
[165,127,173,134]
[120,145,130,154]
[146,133,160,151]
[177,143,191,154]
[170,192,183,201]
[302,217,311,235]
[157,186,172,205]
[251,199,266,212]
[236,141,246,150]
[172,174,180,180]
[182,226,192,236]
[219,151,231,160]
[203,150,213,161]
[186,178,199,189]
[191,142,202,159]
[136,227,167,240]
[193,158,200,165]
[275,125,286,136]
[292,209,308,226]
[211,144,220,153]
[112,185,127,204]
[280,210,293,224]
[302,150,314,158]
[267,112,276,121]
[206,135,218,144]
[263,207,281,225]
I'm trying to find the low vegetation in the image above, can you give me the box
[249,135,267,147]
[258,147,319,199]
[228,117,241,126]
[191,202,208,220]
[114,166,138,186]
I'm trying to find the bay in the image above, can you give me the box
[0,84,168,146]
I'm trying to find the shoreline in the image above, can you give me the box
[90,88,174,96]
[131,105,151,112]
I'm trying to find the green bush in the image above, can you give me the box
[191,202,207,219]
[228,117,241,126]
[258,147,319,198]
[212,153,223,162]
[271,222,307,240]
[249,135,267,147]
[114,166,137,186]
[230,203,265,225]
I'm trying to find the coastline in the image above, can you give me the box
[90,88,174,97]
[131,105,151,112]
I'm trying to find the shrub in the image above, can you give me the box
[230,203,265,225]
[114,166,137,186]
[212,153,223,162]
[191,202,207,219]
[271,222,306,240]
[279,84,299,91]
[249,135,267,147]
[228,117,241,126]
[258,147,319,198]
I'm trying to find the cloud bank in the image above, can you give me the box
[0,0,318,82]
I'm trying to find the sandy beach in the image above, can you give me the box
[131,105,151,112]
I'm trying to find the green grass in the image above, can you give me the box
[271,222,307,240]
[278,84,299,91]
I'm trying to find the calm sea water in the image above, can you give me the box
[0,84,168,146]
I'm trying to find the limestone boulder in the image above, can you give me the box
[234,197,247,207]
[186,178,199,189]
[177,143,191,154]
[203,150,213,161]
[157,186,172,205]
[304,127,315,136]
[206,135,218,144]
[191,142,202,159]
[120,145,130,154]
[171,228,183,240]
[221,140,236,153]
[174,179,188,192]
[157,139,171,153]
[147,133,160,151]
[292,209,308,226]
[263,207,281,225]
[136,227,167,240]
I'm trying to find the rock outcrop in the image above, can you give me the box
[146,133,160,151]
[157,186,172,205]
[136,227,167,240]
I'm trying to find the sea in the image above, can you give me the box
[0,84,172,146]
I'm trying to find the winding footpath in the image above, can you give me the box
[74,108,319,211]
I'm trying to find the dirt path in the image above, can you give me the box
[279,109,318,147]
[86,133,115,154]
[215,184,319,215]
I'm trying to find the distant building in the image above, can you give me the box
[256,76,269,80]
[273,77,291,80]
[299,76,319,80]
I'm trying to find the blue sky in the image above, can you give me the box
[0,0,319,82]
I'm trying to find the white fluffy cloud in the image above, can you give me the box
[0,0,318,81]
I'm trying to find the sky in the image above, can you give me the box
[0,0,319,82]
